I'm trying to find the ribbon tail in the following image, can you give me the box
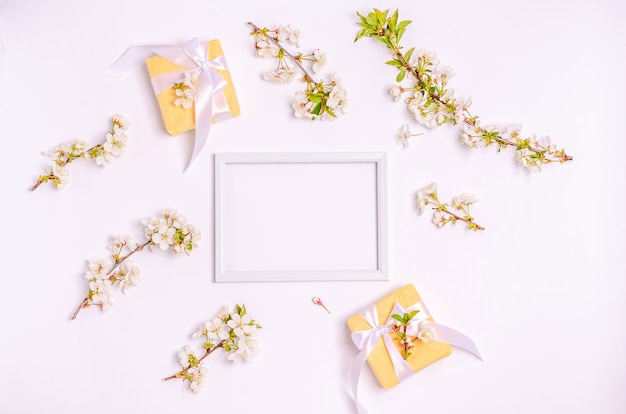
[100,44,195,79]
[185,72,213,170]
[348,348,370,414]
[431,323,483,360]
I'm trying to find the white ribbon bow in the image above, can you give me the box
[349,302,483,414]
[101,38,231,170]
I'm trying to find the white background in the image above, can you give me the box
[1,0,625,413]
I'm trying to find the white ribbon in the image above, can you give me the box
[349,301,483,414]
[101,38,231,170]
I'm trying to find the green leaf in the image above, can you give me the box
[397,19,412,32]
[408,310,420,319]
[307,93,323,103]
[385,59,404,69]
[404,47,415,62]
[374,8,388,25]
[379,36,393,49]
[325,105,337,118]
[389,9,399,33]
[391,314,404,323]
[396,70,406,82]
[311,101,322,115]
[355,28,377,42]
[356,11,368,26]
[397,19,412,42]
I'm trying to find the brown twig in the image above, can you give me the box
[402,324,409,358]
[439,207,485,231]
[70,298,89,320]
[30,178,47,191]
[69,240,151,320]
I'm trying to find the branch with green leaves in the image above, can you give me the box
[248,22,348,121]
[355,8,572,171]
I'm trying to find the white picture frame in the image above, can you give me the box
[214,152,388,282]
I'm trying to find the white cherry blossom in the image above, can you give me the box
[396,124,411,148]
[255,38,279,58]
[417,322,435,343]
[278,24,303,47]
[178,345,195,369]
[119,261,140,294]
[390,85,403,101]
[312,49,327,73]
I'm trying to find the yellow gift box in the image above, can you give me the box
[347,284,453,388]
[145,39,241,136]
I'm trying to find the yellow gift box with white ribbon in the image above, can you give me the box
[347,284,482,413]
[146,39,240,136]
[347,284,452,389]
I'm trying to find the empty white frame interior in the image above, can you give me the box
[214,152,388,282]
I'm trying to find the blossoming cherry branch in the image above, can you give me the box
[70,210,201,320]
[31,115,130,190]
[355,9,573,171]
[248,22,348,121]
[416,183,484,231]
[165,304,262,393]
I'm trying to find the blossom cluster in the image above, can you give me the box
[143,209,201,256]
[166,304,262,392]
[390,310,434,360]
[173,72,200,109]
[249,22,348,121]
[416,182,484,231]
[31,115,130,190]
[355,8,572,171]
[71,210,201,320]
